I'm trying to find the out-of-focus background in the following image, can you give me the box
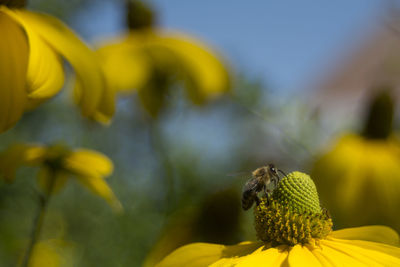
[1,0,400,266]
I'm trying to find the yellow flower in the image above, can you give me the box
[312,91,400,231]
[0,143,122,211]
[156,172,400,266]
[312,134,400,231]
[157,226,400,266]
[0,1,114,133]
[97,0,230,117]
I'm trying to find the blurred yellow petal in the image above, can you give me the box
[332,226,400,246]
[29,241,63,267]
[10,9,104,117]
[24,146,47,164]
[37,167,68,194]
[89,80,116,124]
[0,6,64,100]
[76,175,122,212]
[287,245,322,266]
[0,144,29,182]
[24,26,65,99]
[63,149,113,178]
[146,32,230,101]
[0,144,46,182]
[0,6,65,100]
[28,239,76,267]
[97,38,151,93]
[0,10,28,132]
[98,31,230,117]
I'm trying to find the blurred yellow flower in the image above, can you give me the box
[97,0,230,117]
[312,133,400,230]
[0,1,114,133]
[0,143,122,211]
[312,90,400,231]
[157,172,400,266]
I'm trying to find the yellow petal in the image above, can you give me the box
[37,167,68,194]
[313,241,364,267]
[287,245,322,267]
[0,10,28,132]
[310,249,335,267]
[25,29,65,99]
[323,239,400,266]
[156,242,262,267]
[89,80,116,125]
[0,144,44,182]
[146,31,231,102]
[23,146,47,164]
[156,243,226,267]
[234,245,288,267]
[9,8,105,117]
[76,175,122,212]
[331,238,400,259]
[0,8,65,101]
[63,149,113,178]
[1,7,64,101]
[29,240,63,267]
[28,239,76,267]
[0,144,28,182]
[332,226,400,246]
[97,38,151,93]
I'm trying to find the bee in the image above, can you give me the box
[241,164,286,210]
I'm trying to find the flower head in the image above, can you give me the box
[97,0,230,117]
[312,90,400,231]
[156,172,400,266]
[0,143,122,211]
[0,1,114,133]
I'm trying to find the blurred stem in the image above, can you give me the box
[21,169,56,267]
[148,119,175,215]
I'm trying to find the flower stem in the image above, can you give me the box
[148,120,175,215]
[20,168,56,267]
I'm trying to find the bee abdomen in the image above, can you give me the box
[242,191,257,210]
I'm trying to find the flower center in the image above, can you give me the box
[254,171,332,246]
[126,0,156,30]
[362,88,394,140]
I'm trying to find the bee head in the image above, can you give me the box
[267,164,278,175]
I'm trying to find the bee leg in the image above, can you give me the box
[273,177,278,187]
[278,169,287,182]
[266,192,271,206]
[255,195,261,206]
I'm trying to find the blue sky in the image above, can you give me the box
[73,0,386,93]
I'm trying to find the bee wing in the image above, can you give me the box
[243,177,262,193]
